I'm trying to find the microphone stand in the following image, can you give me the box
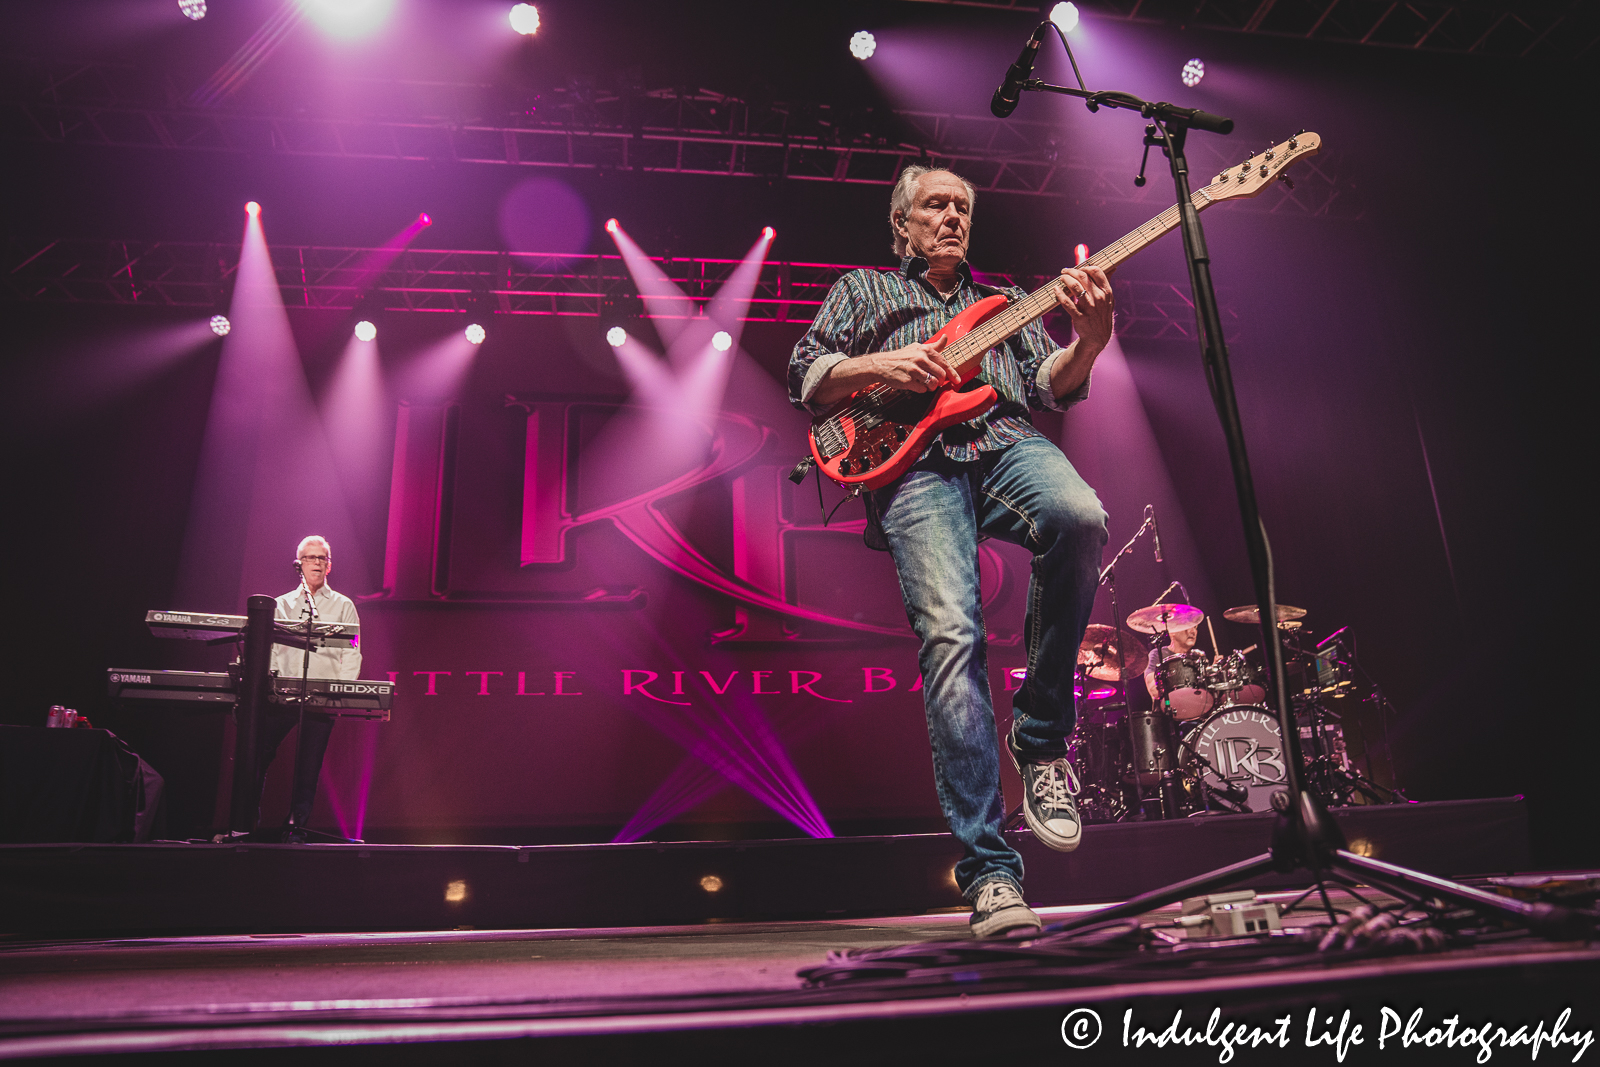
[1005,25,1589,939]
[286,568,317,842]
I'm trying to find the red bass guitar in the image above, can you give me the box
[807,131,1322,491]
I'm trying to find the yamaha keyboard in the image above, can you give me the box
[145,610,360,648]
[107,668,392,720]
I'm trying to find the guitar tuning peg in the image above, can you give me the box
[1278,174,1295,190]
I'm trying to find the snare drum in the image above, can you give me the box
[1156,650,1214,721]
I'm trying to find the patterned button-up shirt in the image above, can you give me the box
[788,256,1088,463]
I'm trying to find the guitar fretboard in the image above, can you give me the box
[943,184,1217,372]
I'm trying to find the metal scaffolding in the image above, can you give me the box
[3,58,1360,217]
[908,0,1595,60]
[3,237,1233,342]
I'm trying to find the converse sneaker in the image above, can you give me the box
[1010,749,1083,852]
[969,879,1042,938]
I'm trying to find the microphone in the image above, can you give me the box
[1146,504,1164,563]
[990,24,1049,118]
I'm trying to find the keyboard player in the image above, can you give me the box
[258,534,362,840]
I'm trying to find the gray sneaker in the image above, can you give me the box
[969,879,1042,938]
[1010,749,1083,852]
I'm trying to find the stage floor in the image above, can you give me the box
[0,797,1534,937]
[3,886,1596,1063]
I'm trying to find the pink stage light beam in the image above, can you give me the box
[177,202,369,613]
[346,212,433,296]
[606,220,695,344]
[392,328,481,403]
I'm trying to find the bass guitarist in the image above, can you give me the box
[787,165,1114,937]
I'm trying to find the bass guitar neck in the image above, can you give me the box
[806,131,1321,491]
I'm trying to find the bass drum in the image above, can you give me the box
[1186,705,1288,814]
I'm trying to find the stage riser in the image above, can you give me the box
[0,798,1527,936]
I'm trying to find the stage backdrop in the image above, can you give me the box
[231,313,1129,843]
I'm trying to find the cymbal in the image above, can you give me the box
[1125,603,1205,634]
[1077,623,1145,681]
[1222,603,1307,625]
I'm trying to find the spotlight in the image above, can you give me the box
[849,30,876,60]
[244,201,261,216]
[1050,2,1080,32]
[303,0,395,40]
[761,226,776,241]
[209,314,231,336]
[465,323,486,345]
[509,3,540,35]
[1074,243,1089,265]
[604,218,620,234]
[179,0,207,20]
[418,212,433,226]
[605,326,627,347]
[1181,58,1205,87]
[354,320,377,342]
[699,875,724,893]
[711,331,733,352]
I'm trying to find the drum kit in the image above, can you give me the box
[1058,599,1389,822]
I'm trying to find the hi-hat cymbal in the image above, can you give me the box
[1222,603,1307,625]
[1126,603,1205,634]
[1077,623,1145,681]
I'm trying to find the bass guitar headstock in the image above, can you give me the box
[1204,131,1322,202]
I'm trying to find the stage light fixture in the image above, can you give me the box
[354,320,377,342]
[1050,2,1080,32]
[418,212,433,226]
[605,218,620,234]
[711,331,733,352]
[849,30,876,60]
[1181,58,1205,87]
[509,3,540,35]
[699,875,724,893]
[762,226,776,241]
[179,0,207,20]
[465,323,486,345]
[209,314,231,336]
[606,326,627,348]
[1075,243,1089,265]
[245,201,261,216]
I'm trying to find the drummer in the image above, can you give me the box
[1143,624,1207,703]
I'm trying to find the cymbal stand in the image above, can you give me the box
[1096,514,1158,820]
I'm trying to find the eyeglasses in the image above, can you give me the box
[299,554,331,564]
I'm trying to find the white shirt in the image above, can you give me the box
[270,583,363,681]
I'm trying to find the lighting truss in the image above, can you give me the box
[2,58,1358,216]
[903,0,1594,60]
[2,238,1237,341]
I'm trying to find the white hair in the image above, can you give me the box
[889,165,977,258]
[296,535,331,559]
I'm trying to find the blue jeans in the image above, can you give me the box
[876,437,1107,897]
